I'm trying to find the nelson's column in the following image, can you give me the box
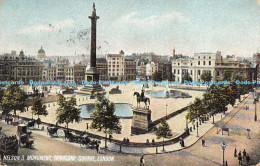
[78,3,104,98]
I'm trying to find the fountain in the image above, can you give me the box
[145,88,191,98]
[106,89,109,100]
[165,81,170,98]
[80,103,133,118]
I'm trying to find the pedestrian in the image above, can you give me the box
[234,147,237,157]
[238,151,242,165]
[109,134,112,142]
[226,160,228,166]
[140,155,145,166]
[202,139,205,147]
[86,123,88,130]
[152,138,155,144]
[123,137,126,143]
[96,143,99,153]
[246,154,250,166]
[243,149,247,160]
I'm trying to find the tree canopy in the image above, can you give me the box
[200,72,212,83]
[31,97,48,117]
[154,120,172,139]
[56,95,81,129]
[91,93,121,147]
[1,84,26,115]
[152,71,162,81]
[167,72,175,81]
[182,72,192,84]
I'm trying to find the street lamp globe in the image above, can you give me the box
[221,142,226,150]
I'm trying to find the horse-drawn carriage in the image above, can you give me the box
[17,124,34,148]
[63,130,85,143]
[4,116,13,125]
[63,130,98,148]
[27,119,36,128]
[47,126,59,138]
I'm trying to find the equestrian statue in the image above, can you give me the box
[133,90,150,108]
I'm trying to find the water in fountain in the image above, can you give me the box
[166,81,169,92]
[106,89,109,100]
[165,81,169,97]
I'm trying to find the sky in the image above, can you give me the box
[0,0,260,57]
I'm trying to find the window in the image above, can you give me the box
[190,70,192,75]
[198,70,201,75]
[209,61,211,65]
[117,69,119,71]
[178,69,179,74]
[109,65,111,67]
[203,56,205,59]
[174,69,176,74]
[117,65,119,67]
[178,63,180,66]
[117,58,119,60]
[209,56,211,59]
[191,63,193,66]
[198,56,200,59]
[203,61,205,65]
[112,58,115,60]
[113,65,115,67]
[198,61,200,65]
[117,62,119,64]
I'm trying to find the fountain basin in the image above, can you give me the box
[145,90,191,98]
[79,103,133,118]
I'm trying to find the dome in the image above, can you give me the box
[38,46,45,54]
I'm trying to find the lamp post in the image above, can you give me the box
[255,97,257,121]
[221,142,226,166]
[254,90,258,121]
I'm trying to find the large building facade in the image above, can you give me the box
[0,50,43,83]
[107,50,125,81]
[172,58,194,83]
[74,64,86,84]
[193,52,221,82]
[146,62,158,78]
[124,59,136,81]
[172,51,257,83]
[96,58,108,80]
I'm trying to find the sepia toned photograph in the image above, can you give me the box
[0,0,260,165]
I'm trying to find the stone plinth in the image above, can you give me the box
[131,107,152,135]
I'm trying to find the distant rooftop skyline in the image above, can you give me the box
[0,0,260,57]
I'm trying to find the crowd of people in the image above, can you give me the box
[235,148,250,165]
